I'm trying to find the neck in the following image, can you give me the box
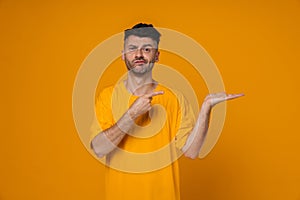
[125,71,157,96]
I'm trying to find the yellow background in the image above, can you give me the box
[1,0,300,199]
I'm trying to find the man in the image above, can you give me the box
[90,23,243,200]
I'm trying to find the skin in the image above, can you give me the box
[91,35,244,159]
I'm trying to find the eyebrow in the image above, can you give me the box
[127,44,154,48]
[142,44,154,47]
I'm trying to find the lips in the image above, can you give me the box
[133,60,146,64]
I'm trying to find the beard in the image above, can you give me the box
[124,56,156,75]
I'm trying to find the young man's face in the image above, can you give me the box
[122,35,160,75]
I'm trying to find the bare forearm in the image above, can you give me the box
[91,111,134,158]
[182,92,244,159]
[91,90,165,158]
[183,101,212,159]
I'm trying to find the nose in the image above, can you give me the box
[134,48,144,58]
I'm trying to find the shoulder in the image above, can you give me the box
[156,84,177,97]
[96,82,129,103]
[99,85,114,96]
[155,84,189,110]
[95,85,115,104]
[156,84,186,102]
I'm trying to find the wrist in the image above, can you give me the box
[201,101,212,115]
[127,108,137,120]
[116,111,134,134]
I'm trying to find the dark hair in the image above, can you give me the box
[124,23,161,45]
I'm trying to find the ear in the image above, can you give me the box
[155,51,160,62]
[121,50,125,60]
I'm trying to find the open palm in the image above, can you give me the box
[204,92,244,107]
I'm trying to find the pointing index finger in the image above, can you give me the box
[146,90,164,98]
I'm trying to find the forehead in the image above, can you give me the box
[124,35,157,47]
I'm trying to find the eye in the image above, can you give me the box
[143,47,151,53]
[127,47,137,52]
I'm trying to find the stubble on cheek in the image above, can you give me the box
[123,52,156,72]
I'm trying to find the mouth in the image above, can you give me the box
[133,60,146,65]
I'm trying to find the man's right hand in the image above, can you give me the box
[128,91,164,119]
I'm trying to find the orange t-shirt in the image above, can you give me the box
[91,81,195,200]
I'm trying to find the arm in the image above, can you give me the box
[182,92,244,159]
[91,91,164,158]
[90,111,133,158]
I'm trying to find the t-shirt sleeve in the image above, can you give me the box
[174,92,196,150]
[90,87,115,145]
